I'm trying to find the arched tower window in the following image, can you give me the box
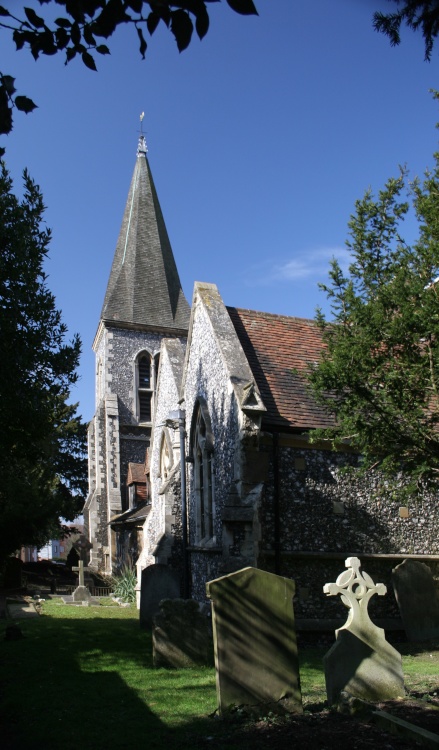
[137,352,152,423]
[190,399,215,545]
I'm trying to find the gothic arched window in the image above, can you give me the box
[190,399,215,545]
[137,351,152,423]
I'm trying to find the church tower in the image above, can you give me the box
[84,135,190,573]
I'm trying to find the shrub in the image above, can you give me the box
[112,565,136,603]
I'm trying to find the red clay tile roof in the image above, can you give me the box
[127,462,146,485]
[227,307,335,431]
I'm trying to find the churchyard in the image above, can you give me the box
[2,596,439,750]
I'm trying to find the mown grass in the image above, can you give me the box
[1,600,438,749]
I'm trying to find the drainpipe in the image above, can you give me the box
[167,409,189,598]
[273,431,281,575]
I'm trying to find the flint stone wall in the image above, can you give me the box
[184,298,240,600]
[106,327,163,425]
[259,444,439,621]
[142,340,185,571]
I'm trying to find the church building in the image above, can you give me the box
[85,136,439,624]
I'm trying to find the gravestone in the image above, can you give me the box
[206,566,302,715]
[153,599,214,667]
[392,559,439,642]
[139,564,180,628]
[72,534,94,589]
[323,557,405,705]
[62,561,98,605]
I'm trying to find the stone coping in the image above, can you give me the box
[261,551,439,561]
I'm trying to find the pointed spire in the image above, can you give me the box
[101,138,190,332]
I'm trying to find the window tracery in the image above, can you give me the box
[191,399,215,545]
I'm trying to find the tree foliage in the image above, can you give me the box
[0,162,87,558]
[373,0,439,60]
[0,0,258,141]
[308,102,439,497]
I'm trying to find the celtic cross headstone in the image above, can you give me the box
[72,534,93,563]
[323,557,404,704]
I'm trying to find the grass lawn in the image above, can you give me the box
[1,599,438,749]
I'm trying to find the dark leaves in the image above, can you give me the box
[146,11,161,36]
[15,95,37,114]
[92,0,130,38]
[171,8,193,52]
[0,0,261,138]
[127,0,143,12]
[1,76,16,95]
[55,17,72,28]
[24,7,45,28]
[0,86,12,135]
[137,26,147,58]
[82,51,97,70]
[226,0,258,16]
[195,6,209,39]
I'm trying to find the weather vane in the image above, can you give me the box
[137,112,148,155]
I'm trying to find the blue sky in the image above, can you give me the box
[2,0,439,422]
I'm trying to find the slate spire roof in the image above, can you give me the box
[101,136,190,331]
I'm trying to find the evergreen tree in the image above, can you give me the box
[0,162,87,558]
[308,104,439,497]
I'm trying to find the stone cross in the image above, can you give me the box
[72,534,93,563]
[72,560,89,588]
[323,556,386,632]
[323,557,404,704]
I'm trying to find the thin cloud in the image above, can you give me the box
[246,247,351,286]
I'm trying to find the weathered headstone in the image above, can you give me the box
[392,559,439,642]
[153,599,214,667]
[139,564,180,628]
[323,557,405,705]
[206,566,302,715]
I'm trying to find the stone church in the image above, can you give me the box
[85,136,439,624]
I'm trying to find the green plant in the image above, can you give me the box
[112,565,137,603]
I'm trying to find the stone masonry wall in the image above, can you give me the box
[142,341,184,569]
[259,442,439,621]
[106,326,164,425]
[184,300,240,601]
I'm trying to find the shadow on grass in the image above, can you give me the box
[0,611,220,750]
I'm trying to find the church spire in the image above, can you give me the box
[101,135,190,332]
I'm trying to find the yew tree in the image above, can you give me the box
[308,108,439,497]
[0,162,87,558]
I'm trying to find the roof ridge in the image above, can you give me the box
[227,306,319,324]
